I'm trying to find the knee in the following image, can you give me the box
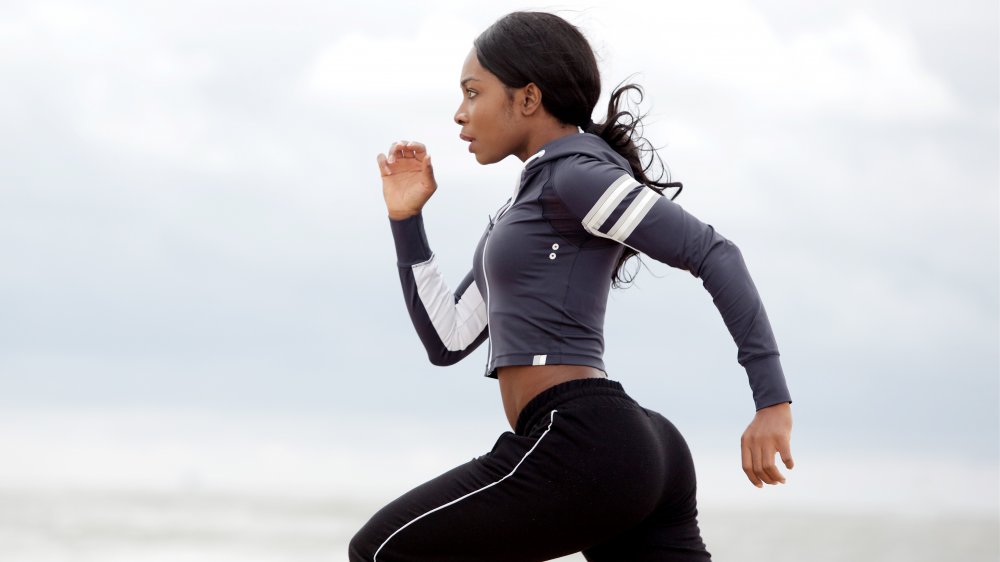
[348,523,379,562]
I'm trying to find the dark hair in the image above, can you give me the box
[474,11,682,288]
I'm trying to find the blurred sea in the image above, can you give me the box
[2,487,996,562]
[1,410,996,561]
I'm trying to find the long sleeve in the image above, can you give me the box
[388,213,489,366]
[551,154,792,410]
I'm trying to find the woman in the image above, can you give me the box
[351,11,793,562]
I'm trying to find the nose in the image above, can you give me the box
[454,105,467,126]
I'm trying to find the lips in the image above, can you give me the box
[459,133,475,142]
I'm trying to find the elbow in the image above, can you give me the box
[426,333,477,366]
[428,351,459,367]
[695,235,741,278]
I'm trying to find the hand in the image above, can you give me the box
[740,401,793,488]
[376,140,437,220]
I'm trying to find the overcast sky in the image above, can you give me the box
[0,0,997,506]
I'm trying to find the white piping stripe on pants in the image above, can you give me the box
[372,409,560,561]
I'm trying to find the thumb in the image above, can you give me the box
[423,154,435,179]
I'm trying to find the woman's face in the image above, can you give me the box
[454,47,524,165]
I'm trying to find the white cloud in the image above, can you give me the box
[300,13,479,102]
[782,12,961,120]
[591,1,961,121]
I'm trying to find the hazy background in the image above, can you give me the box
[1,0,997,560]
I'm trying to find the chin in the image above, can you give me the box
[474,150,503,166]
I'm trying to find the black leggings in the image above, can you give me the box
[349,378,712,561]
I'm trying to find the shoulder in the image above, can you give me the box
[544,133,633,190]
[548,151,638,208]
[551,151,625,179]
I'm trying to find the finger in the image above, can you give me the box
[741,440,761,488]
[752,446,773,486]
[403,141,427,158]
[394,140,424,161]
[779,442,795,470]
[753,447,772,485]
[376,153,391,176]
[387,140,409,163]
[760,448,786,484]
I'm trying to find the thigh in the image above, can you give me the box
[349,410,621,562]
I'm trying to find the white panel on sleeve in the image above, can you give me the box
[411,256,488,351]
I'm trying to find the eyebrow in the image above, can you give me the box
[460,77,480,87]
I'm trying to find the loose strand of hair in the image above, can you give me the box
[592,80,683,288]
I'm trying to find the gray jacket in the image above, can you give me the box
[388,132,791,410]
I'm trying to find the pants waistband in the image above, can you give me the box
[515,378,635,436]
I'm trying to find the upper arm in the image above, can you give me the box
[551,154,717,275]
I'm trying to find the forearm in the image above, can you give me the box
[696,233,791,409]
[389,213,489,366]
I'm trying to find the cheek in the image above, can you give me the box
[469,103,489,128]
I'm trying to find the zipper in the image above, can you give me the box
[481,197,513,376]
[481,149,545,377]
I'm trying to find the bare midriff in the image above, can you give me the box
[497,364,607,430]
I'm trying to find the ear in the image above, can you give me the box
[517,83,543,117]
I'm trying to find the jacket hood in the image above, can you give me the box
[523,132,631,176]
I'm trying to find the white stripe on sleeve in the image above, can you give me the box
[606,187,660,242]
[581,173,639,235]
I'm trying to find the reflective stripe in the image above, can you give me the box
[581,173,639,235]
[606,188,659,242]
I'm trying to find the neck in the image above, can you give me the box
[515,122,580,162]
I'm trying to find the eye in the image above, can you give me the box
[465,89,477,99]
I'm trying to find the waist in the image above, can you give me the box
[511,377,635,436]
[497,364,607,430]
